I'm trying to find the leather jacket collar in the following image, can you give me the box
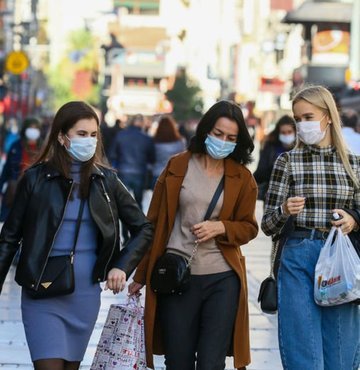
[41,162,106,179]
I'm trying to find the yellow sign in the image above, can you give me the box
[5,51,29,74]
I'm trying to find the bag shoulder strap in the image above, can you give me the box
[203,175,225,221]
[71,198,85,255]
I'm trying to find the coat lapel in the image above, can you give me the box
[219,159,243,220]
[165,152,191,231]
[163,153,243,229]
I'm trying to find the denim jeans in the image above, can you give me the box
[278,235,360,370]
[117,172,145,208]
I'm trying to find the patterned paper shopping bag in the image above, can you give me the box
[91,295,146,370]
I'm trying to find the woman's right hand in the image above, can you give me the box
[128,281,144,295]
[283,196,306,215]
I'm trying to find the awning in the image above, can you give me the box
[282,1,352,25]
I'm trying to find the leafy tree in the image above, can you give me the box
[47,29,100,109]
[166,68,203,122]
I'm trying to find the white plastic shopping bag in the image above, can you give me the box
[314,226,360,306]
[90,294,147,370]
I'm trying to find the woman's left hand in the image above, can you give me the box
[190,221,225,243]
[331,209,356,235]
[104,268,127,294]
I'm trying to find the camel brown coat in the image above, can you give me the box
[134,151,258,369]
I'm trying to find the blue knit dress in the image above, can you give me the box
[21,163,101,361]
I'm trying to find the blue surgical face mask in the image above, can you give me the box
[204,134,237,159]
[279,133,295,146]
[65,135,97,162]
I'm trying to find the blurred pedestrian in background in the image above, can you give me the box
[244,100,261,141]
[0,101,153,370]
[101,118,124,159]
[340,108,360,155]
[129,100,258,370]
[0,117,42,222]
[1,118,20,155]
[151,115,186,188]
[109,114,155,209]
[262,85,360,370]
[253,115,296,203]
[109,113,155,241]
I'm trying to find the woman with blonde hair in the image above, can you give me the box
[262,85,360,370]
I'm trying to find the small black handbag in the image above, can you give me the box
[27,199,85,299]
[150,175,225,295]
[258,276,277,314]
[27,254,75,299]
[257,216,294,314]
[150,252,191,295]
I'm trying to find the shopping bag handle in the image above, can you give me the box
[127,293,142,308]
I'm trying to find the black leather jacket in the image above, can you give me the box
[0,162,153,293]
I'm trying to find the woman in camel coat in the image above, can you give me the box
[129,101,258,370]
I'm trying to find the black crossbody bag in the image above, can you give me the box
[150,176,225,295]
[258,216,294,314]
[27,199,85,299]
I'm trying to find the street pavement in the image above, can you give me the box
[0,190,282,369]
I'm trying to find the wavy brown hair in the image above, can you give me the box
[36,101,110,197]
[188,100,254,164]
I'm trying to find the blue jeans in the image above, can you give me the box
[278,235,360,370]
[117,172,145,208]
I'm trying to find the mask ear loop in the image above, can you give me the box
[320,114,331,132]
[64,135,72,149]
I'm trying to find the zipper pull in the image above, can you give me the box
[70,252,74,264]
[101,180,111,203]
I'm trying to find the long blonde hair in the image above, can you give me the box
[292,85,359,189]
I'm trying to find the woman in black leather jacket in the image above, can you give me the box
[0,101,153,370]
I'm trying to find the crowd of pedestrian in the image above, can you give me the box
[0,117,43,221]
[0,112,188,224]
[0,85,359,370]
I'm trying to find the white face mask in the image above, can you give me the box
[279,133,295,146]
[25,127,41,141]
[296,116,328,145]
[10,126,19,134]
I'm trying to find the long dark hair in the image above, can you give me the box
[265,115,296,145]
[20,117,41,140]
[36,101,109,197]
[188,100,254,164]
[154,115,182,143]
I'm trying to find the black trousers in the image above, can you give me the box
[157,270,240,370]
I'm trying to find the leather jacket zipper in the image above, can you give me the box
[34,181,74,290]
[100,179,117,281]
